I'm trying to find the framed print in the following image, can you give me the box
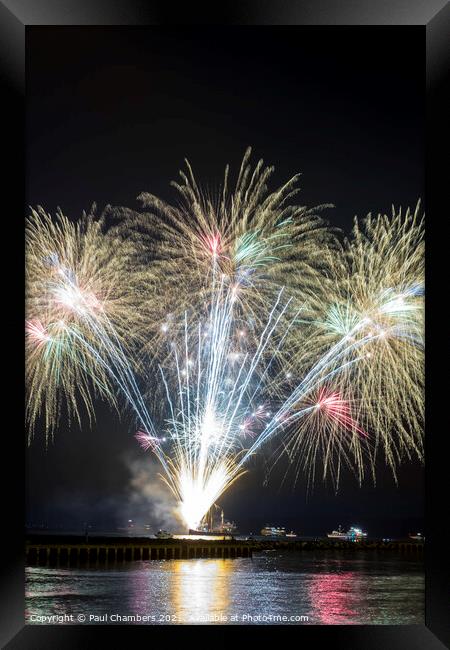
[1,1,448,647]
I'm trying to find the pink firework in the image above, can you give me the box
[200,232,221,257]
[135,429,161,452]
[26,319,51,348]
[238,417,257,439]
[315,387,368,438]
[250,403,270,426]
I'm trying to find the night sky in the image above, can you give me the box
[26,26,424,538]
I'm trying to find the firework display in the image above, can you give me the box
[25,150,424,530]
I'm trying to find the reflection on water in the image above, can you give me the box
[26,551,424,625]
[309,572,358,624]
[173,535,231,541]
[126,559,231,622]
[171,560,231,621]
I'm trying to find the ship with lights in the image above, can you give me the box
[189,509,237,536]
[327,525,367,541]
[260,525,287,537]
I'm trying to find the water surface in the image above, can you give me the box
[26,550,424,625]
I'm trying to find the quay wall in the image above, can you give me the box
[25,535,423,566]
[26,536,254,566]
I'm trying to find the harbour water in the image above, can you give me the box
[26,550,424,625]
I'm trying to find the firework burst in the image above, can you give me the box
[113,147,334,359]
[297,203,425,476]
[26,205,146,440]
[271,385,370,491]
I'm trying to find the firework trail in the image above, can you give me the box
[146,280,299,529]
[134,274,388,529]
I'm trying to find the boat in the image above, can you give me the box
[327,526,367,541]
[187,527,234,538]
[155,529,173,539]
[213,510,238,535]
[286,531,297,538]
[346,526,367,541]
[189,510,238,536]
[260,525,286,537]
[327,525,347,539]
[409,532,424,541]
[188,527,212,536]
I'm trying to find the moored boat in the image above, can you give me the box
[189,509,238,536]
[409,532,424,541]
[327,526,367,541]
[327,525,346,539]
[260,525,286,537]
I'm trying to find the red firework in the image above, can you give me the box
[315,387,368,437]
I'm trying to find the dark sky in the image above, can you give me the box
[26,26,424,538]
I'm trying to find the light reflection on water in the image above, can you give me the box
[26,551,424,625]
[171,560,231,621]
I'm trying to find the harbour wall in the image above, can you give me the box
[26,534,423,566]
[26,536,253,566]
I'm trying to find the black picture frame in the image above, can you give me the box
[2,1,448,647]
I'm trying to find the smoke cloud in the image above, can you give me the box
[124,452,181,531]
